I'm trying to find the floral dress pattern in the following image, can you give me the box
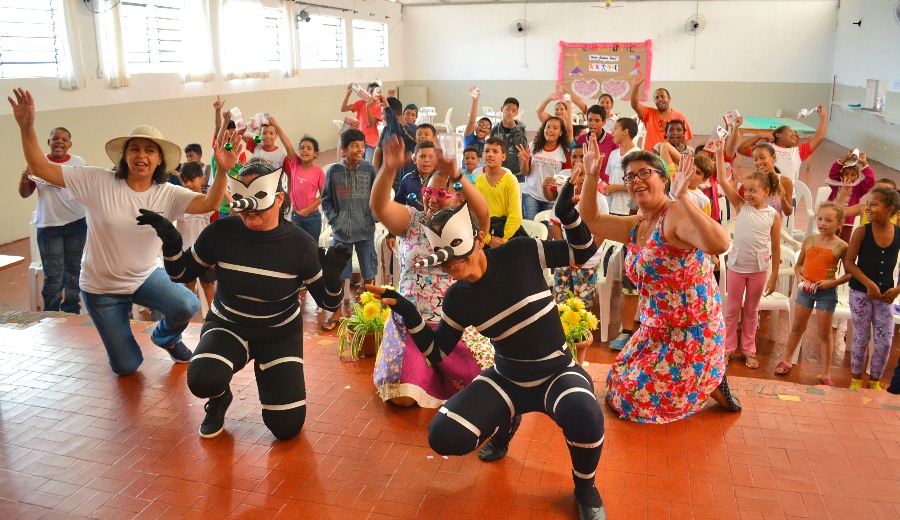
[606,208,725,423]
[374,206,494,408]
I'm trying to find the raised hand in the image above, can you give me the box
[468,86,481,99]
[213,95,225,111]
[858,151,868,167]
[381,135,406,174]
[816,104,826,117]
[346,83,353,95]
[515,144,531,164]
[319,242,353,281]
[434,146,460,180]
[7,88,35,129]
[632,69,645,88]
[136,209,182,255]
[583,136,604,179]
[669,152,695,201]
[213,122,245,173]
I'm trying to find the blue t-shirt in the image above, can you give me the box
[394,170,427,211]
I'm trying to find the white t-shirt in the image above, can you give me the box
[522,143,567,202]
[253,146,288,169]
[772,143,802,182]
[550,180,609,269]
[727,203,776,274]
[686,189,711,214]
[62,166,198,294]
[33,154,87,228]
[176,211,213,249]
[605,146,641,216]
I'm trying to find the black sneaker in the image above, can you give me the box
[199,388,233,438]
[478,415,522,462]
[162,341,192,363]
[574,486,607,520]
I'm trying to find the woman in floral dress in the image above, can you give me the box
[369,136,493,407]
[578,140,742,423]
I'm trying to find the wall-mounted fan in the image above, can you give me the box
[592,0,622,9]
[509,19,531,38]
[82,0,120,13]
[684,14,707,36]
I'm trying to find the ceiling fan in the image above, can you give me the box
[592,0,622,9]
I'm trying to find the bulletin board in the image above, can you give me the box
[557,40,653,104]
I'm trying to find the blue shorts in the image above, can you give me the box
[795,286,837,313]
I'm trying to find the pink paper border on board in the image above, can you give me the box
[557,40,653,102]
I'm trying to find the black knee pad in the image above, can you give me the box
[428,412,479,456]
[187,357,233,398]
[262,408,306,441]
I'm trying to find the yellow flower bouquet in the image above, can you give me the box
[557,293,599,361]
[338,286,394,361]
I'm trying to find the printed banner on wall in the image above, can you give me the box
[557,40,653,104]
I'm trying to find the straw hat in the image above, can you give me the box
[104,125,181,170]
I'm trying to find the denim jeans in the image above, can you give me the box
[522,195,555,221]
[335,237,377,280]
[291,211,322,244]
[82,268,199,375]
[36,217,87,313]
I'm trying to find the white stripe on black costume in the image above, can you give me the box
[164,217,344,440]
[387,189,605,495]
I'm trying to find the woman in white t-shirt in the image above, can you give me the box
[517,116,570,220]
[9,88,243,376]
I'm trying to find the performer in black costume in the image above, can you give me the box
[367,177,607,520]
[138,161,351,440]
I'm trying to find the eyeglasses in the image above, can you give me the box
[477,122,492,129]
[623,168,661,184]
[422,187,460,201]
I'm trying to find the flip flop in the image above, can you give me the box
[320,318,340,332]
[745,354,759,369]
[820,376,836,386]
[774,361,792,375]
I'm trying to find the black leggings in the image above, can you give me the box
[187,321,307,440]
[429,364,605,487]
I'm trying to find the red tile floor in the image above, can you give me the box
[1,139,899,519]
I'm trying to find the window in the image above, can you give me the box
[352,20,388,68]
[120,0,184,74]
[298,14,345,69]
[0,0,63,79]
[263,7,288,69]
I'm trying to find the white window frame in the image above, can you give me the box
[297,13,346,70]
[119,0,185,74]
[351,19,388,69]
[262,6,288,71]
[0,0,64,79]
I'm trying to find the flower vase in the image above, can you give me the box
[574,331,593,366]
[360,332,379,358]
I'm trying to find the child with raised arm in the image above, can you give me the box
[844,186,900,390]
[775,202,849,385]
[517,116,570,220]
[738,105,828,182]
[827,148,875,242]
[717,139,782,369]
[535,90,575,144]
[463,86,492,158]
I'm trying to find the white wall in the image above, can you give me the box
[0,0,404,244]
[827,0,900,169]
[402,0,838,133]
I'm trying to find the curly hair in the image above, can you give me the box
[531,116,570,157]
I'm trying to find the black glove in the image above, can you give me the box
[380,288,436,361]
[318,242,352,281]
[379,288,419,324]
[136,209,182,257]
[554,181,579,225]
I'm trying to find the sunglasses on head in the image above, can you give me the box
[422,187,460,201]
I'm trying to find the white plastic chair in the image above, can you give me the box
[814,186,832,211]
[332,120,344,161]
[28,211,43,311]
[521,219,550,285]
[533,210,552,225]
[793,180,815,240]
[418,107,436,125]
[719,250,792,340]
[482,106,500,125]
[455,125,467,134]
[433,108,453,134]
[594,240,624,343]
